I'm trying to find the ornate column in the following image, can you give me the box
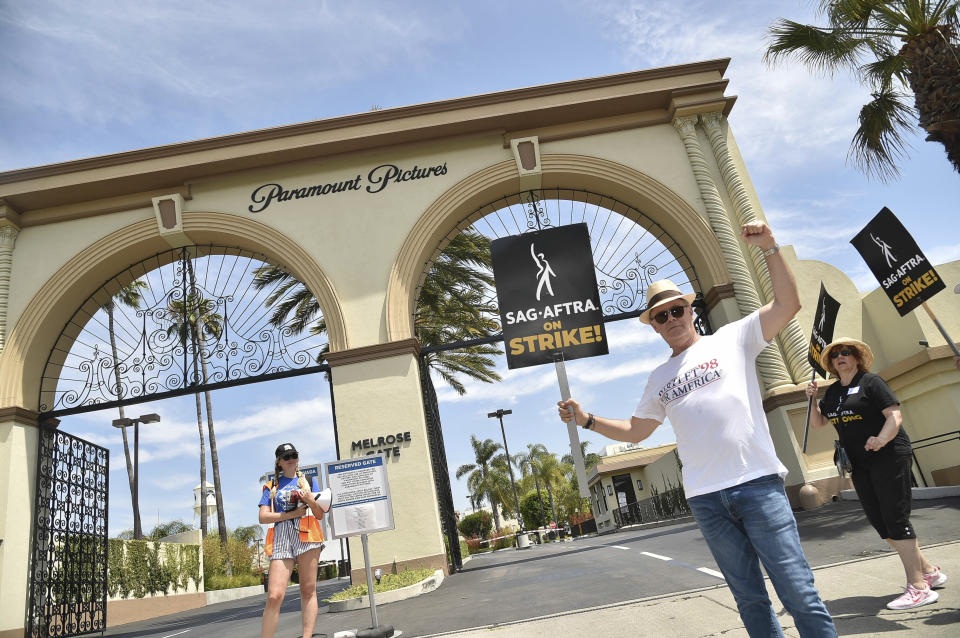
[0,220,19,354]
[672,115,792,390]
[699,112,812,382]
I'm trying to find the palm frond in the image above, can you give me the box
[765,19,868,72]
[850,85,916,180]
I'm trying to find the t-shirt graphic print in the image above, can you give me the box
[634,311,788,498]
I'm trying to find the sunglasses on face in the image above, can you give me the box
[280,453,298,461]
[652,304,688,325]
[829,348,856,360]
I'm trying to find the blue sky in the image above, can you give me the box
[2,1,957,541]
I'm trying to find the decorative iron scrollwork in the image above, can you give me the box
[39,246,326,417]
[29,428,108,638]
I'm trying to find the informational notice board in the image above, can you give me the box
[324,454,395,538]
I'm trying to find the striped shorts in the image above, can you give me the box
[270,519,324,561]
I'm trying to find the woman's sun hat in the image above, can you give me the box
[638,279,697,325]
[820,337,874,376]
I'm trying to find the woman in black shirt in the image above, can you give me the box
[806,338,946,610]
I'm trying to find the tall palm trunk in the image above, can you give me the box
[192,351,208,539]
[545,480,558,526]
[185,259,229,554]
[198,341,228,547]
[902,25,960,172]
[107,303,142,539]
[484,470,501,532]
[533,476,545,526]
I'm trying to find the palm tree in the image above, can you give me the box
[103,279,147,539]
[765,0,960,179]
[530,452,570,527]
[164,281,228,548]
[455,436,507,532]
[252,228,502,393]
[514,444,548,526]
[561,440,601,473]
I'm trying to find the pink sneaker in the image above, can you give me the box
[923,567,947,588]
[886,584,939,610]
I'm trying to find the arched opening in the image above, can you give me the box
[410,185,714,570]
[24,239,345,638]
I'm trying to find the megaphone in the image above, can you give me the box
[313,488,332,512]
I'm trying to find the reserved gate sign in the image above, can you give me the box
[850,207,945,316]
[490,223,608,369]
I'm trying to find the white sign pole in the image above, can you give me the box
[554,357,590,499]
[361,533,379,630]
[922,302,960,357]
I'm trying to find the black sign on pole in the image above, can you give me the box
[850,207,946,316]
[490,223,608,369]
[807,283,841,378]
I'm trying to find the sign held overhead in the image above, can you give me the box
[850,207,945,316]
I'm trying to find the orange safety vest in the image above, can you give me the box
[263,473,325,557]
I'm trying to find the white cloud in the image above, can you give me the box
[593,0,869,171]
[0,1,459,131]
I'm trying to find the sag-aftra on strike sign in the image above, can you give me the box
[490,223,608,369]
[851,207,945,316]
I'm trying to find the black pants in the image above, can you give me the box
[851,453,916,540]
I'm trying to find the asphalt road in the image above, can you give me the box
[102,497,960,638]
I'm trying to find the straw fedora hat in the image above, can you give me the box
[638,279,696,325]
[820,337,875,376]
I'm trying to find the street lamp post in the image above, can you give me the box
[112,413,161,539]
[487,409,524,537]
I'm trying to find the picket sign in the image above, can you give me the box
[490,223,609,504]
[850,207,959,357]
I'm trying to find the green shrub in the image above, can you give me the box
[323,568,434,602]
[519,492,549,529]
[203,536,256,582]
[457,511,492,539]
[206,573,261,590]
[324,563,338,580]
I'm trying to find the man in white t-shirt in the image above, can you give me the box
[559,222,836,638]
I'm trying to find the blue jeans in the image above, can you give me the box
[687,475,836,638]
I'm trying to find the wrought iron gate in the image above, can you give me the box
[28,426,109,638]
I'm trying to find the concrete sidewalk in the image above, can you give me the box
[424,540,960,637]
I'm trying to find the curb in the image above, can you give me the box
[841,486,960,501]
[327,570,444,612]
[204,584,265,605]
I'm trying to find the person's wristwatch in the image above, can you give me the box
[762,244,780,257]
[584,413,595,430]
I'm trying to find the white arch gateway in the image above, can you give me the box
[2,59,958,638]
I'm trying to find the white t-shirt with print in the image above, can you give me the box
[633,310,787,498]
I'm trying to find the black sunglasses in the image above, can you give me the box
[280,453,298,461]
[829,348,856,360]
[652,304,688,325]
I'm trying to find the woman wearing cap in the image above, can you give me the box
[259,443,326,638]
[806,339,946,610]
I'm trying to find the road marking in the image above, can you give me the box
[640,551,671,561]
[611,545,630,550]
[161,631,190,638]
[697,567,724,578]
[212,611,247,623]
